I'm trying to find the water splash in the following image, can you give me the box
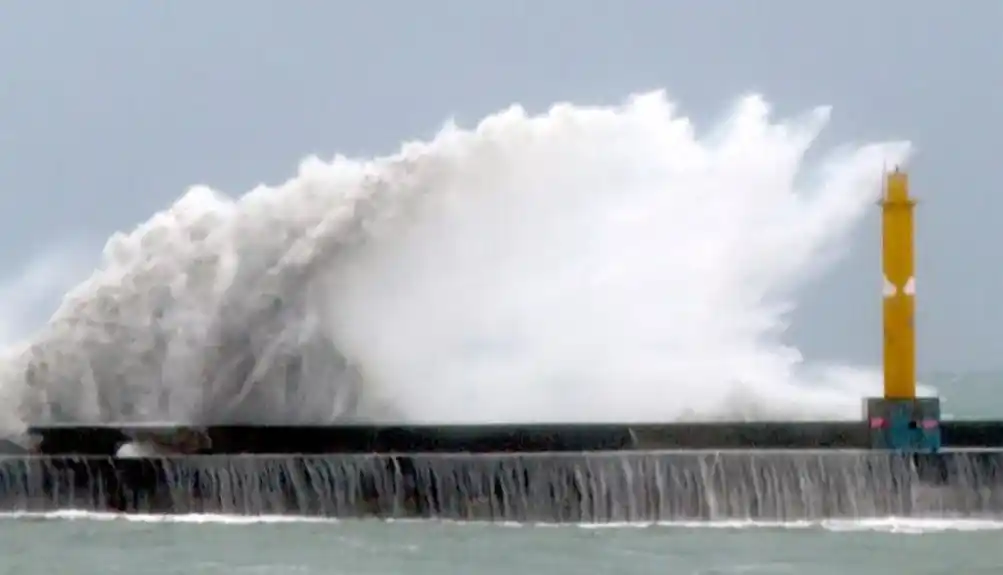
[0,91,912,430]
[0,452,1000,521]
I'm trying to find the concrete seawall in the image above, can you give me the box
[19,420,1003,455]
[4,421,1000,522]
[1,450,1001,521]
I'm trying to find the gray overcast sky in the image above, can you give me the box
[0,1,1000,372]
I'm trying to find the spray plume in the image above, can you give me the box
[0,91,914,434]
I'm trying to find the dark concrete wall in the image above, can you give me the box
[23,420,1003,455]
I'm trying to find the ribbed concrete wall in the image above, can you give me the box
[1,450,1001,521]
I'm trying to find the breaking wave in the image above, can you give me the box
[0,91,913,433]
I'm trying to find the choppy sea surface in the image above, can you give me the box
[2,372,1001,574]
[3,514,1001,575]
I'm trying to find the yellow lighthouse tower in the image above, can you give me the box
[865,168,941,452]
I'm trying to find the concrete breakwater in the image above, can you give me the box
[0,450,1001,522]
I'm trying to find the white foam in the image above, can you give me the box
[0,90,917,429]
[415,517,1003,533]
[115,441,166,458]
[0,510,337,524]
[3,511,1000,534]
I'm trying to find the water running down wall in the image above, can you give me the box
[1,452,1001,522]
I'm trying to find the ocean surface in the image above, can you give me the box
[3,513,1002,575]
[1,373,999,575]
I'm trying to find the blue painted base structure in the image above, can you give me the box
[866,397,942,452]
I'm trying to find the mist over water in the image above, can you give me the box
[0,91,913,433]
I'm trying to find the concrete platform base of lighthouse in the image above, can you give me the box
[865,397,942,452]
